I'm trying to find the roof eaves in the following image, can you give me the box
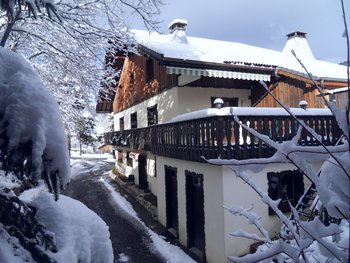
[276,67,348,86]
[138,44,164,60]
[137,43,277,74]
[162,57,276,75]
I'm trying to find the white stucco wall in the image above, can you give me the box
[146,155,157,195]
[113,86,251,130]
[114,151,137,179]
[222,161,320,258]
[156,156,227,263]
[177,87,251,114]
[113,88,180,130]
[114,150,157,194]
[155,157,322,262]
[221,163,293,258]
[114,148,325,262]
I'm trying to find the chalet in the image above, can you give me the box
[98,20,348,262]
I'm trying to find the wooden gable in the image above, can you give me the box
[113,53,177,113]
[253,69,348,108]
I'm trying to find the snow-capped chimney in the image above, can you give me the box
[169,19,188,33]
[169,19,188,44]
[286,31,307,40]
[283,31,314,60]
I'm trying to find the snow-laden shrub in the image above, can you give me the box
[0,47,70,198]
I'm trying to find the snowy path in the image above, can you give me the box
[64,160,164,263]
[64,158,196,263]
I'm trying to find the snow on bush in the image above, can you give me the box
[20,188,114,263]
[0,47,70,196]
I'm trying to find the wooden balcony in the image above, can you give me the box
[105,127,151,151]
[104,108,343,162]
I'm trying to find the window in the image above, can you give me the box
[146,58,154,82]
[267,170,304,215]
[126,152,133,167]
[130,112,137,129]
[147,105,158,126]
[211,97,238,108]
[119,117,124,131]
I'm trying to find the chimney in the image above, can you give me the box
[169,19,188,34]
[169,19,188,44]
[282,31,314,60]
[286,31,307,40]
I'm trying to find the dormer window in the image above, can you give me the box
[146,58,154,82]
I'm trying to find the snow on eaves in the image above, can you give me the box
[130,29,348,80]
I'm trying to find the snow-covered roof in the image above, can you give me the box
[131,29,348,80]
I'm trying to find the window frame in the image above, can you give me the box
[119,117,124,131]
[146,58,154,83]
[147,105,158,126]
[267,170,304,215]
[130,112,137,129]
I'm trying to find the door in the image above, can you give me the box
[186,171,205,258]
[138,154,148,191]
[165,166,178,236]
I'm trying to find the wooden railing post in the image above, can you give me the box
[233,118,241,160]
[216,117,224,158]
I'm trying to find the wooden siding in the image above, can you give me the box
[113,55,177,113]
[334,92,348,109]
[278,70,348,89]
[96,101,113,113]
[254,77,326,108]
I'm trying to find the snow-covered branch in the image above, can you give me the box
[224,204,271,242]
[259,81,349,178]
[290,50,349,143]
[210,72,349,262]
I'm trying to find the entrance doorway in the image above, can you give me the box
[165,165,178,237]
[186,170,205,260]
[138,154,148,191]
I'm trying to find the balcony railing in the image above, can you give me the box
[105,127,151,151]
[104,108,343,162]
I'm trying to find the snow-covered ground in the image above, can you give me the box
[0,154,196,263]
[100,177,196,263]
[71,154,196,263]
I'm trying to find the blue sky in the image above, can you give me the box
[128,0,349,63]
